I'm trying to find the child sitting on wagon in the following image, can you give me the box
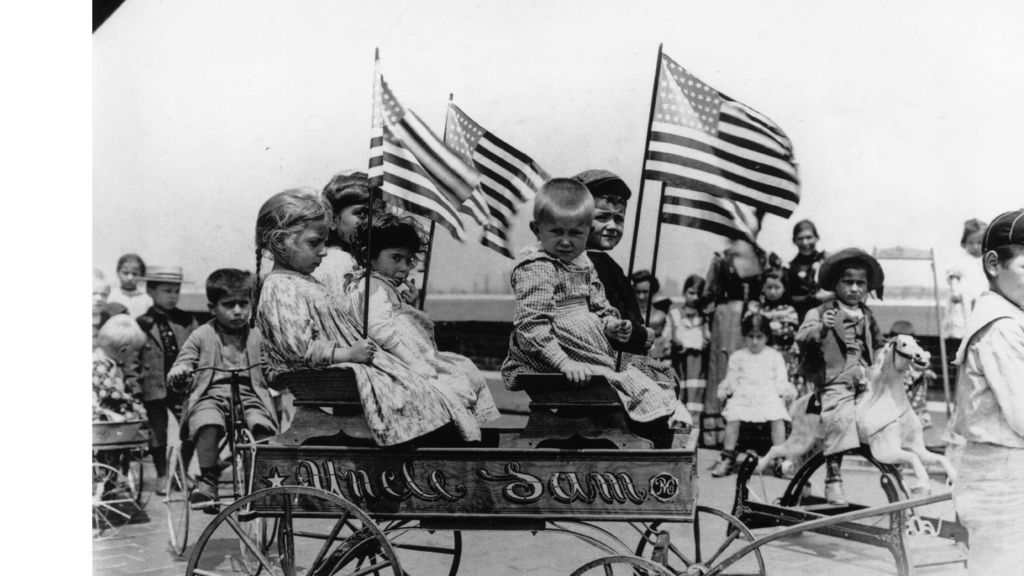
[167,269,279,505]
[796,248,885,505]
[502,178,691,435]
[253,188,486,446]
[94,314,148,423]
[343,213,500,434]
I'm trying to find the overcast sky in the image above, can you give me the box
[94,0,1020,298]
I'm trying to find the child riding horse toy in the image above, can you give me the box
[756,335,956,494]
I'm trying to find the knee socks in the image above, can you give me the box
[825,454,844,482]
[195,425,223,480]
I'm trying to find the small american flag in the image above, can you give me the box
[645,52,799,233]
[368,61,479,240]
[444,103,549,257]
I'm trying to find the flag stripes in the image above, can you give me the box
[644,52,799,223]
[445,103,549,258]
[660,187,759,243]
[369,59,480,241]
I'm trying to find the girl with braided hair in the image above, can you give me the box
[252,188,472,445]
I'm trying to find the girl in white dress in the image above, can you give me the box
[711,313,797,476]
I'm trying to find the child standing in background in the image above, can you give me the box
[667,274,710,419]
[943,218,988,339]
[125,266,198,491]
[502,178,690,434]
[760,269,803,396]
[344,213,500,436]
[108,253,154,318]
[711,313,797,476]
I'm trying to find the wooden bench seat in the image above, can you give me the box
[270,368,375,447]
[502,373,658,449]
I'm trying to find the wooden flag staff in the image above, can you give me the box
[363,47,381,338]
[617,44,665,371]
[644,182,668,325]
[418,93,455,311]
[624,43,664,281]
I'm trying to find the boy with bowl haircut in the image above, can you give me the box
[167,269,278,505]
[796,248,885,505]
[950,209,1024,575]
[125,266,199,492]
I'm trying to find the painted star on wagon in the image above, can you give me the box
[263,468,288,488]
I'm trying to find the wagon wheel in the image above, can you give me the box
[164,444,191,556]
[380,521,462,576]
[186,486,401,576]
[570,555,675,576]
[635,505,766,576]
[92,462,145,537]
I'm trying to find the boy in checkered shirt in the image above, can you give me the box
[502,178,691,437]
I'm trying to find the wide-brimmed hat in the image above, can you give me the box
[141,266,190,284]
[572,169,632,201]
[817,248,884,298]
[983,209,1024,252]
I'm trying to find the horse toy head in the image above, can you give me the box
[886,334,931,373]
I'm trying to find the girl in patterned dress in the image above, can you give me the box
[93,315,148,422]
[759,269,803,396]
[502,179,691,431]
[344,213,500,433]
[253,189,478,445]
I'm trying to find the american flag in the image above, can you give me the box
[368,61,479,240]
[661,186,762,244]
[645,52,799,237]
[444,103,549,257]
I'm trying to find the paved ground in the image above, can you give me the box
[93,382,968,576]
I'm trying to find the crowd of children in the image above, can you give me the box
[92,166,1016,518]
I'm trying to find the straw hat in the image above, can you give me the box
[140,266,190,284]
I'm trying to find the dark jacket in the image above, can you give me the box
[796,299,882,388]
[125,307,198,402]
[588,251,649,354]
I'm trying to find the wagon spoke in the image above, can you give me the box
[704,529,741,567]
[226,514,278,575]
[347,559,393,576]
[309,512,351,573]
[279,495,296,576]
[391,542,457,555]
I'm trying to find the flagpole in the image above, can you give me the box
[625,43,664,280]
[645,182,668,324]
[617,43,663,371]
[419,93,453,311]
[363,47,381,339]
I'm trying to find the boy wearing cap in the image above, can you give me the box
[796,248,885,505]
[572,169,655,354]
[950,209,1024,575]
[125,266,199,491]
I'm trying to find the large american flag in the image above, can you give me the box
[645,52,799,238]
[444,103,549,257]
[368,62,479,240]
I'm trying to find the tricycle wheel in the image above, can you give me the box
[570,555,675,576]
[164,444,190,556]
[635,505,766,576]
[380,521,462,576]
[92,462,145,537]
[186,486,401,576]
